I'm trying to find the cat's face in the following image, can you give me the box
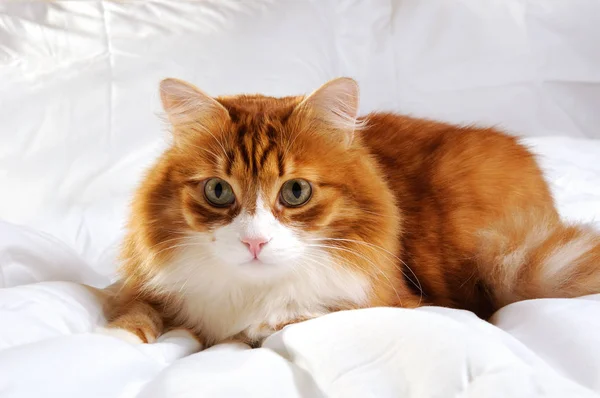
[132,78,398,287]
[173,108,343,278]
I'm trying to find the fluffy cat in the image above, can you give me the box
[103,77,600,347]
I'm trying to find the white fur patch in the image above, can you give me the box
[96,327,144,344]
[542,233,597,280]
[156,329,204,352]
[498,224,554,287]
[150,246,370,344]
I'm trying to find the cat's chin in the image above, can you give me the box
[242,259,269,266]
[235,259,288,279]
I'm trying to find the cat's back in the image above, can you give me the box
[360,113,535,177]
[359,112,557,313]
[359,112,554,212]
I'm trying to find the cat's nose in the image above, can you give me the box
[240,236,270,258]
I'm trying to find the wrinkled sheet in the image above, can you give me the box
[1,136,599,398]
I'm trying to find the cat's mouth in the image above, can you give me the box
[237,258,286,278]
[242,259,272,267]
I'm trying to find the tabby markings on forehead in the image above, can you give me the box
[232,122,285,176]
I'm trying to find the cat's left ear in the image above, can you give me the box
[159,78,229,127]
[294,77,361,147]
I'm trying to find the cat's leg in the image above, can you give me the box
[100,299,164,344]
[476,211,600,309]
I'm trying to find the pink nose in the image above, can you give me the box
[241,236,270,258]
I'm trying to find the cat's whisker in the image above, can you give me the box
[194,146,221,165]
[216,124,233,163]
[174,139,221,165]
[315,238,422,294]
[192,122,231,163]
[283,132,300,159]
[151,241,204,257]
[306,237,424,305]
[301,251,363,282]
[300,250,403,307]
[144,235,194,252]
[305,243,404,306]
[309,239,408,277]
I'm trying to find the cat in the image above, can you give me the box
[101,77,600,348]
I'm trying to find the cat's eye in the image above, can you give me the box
[204,178,235,207]
[280,179,312,207]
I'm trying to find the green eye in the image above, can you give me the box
[204,178,235,207]
[280,179,312,207]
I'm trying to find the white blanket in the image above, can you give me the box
[1,136,600,398]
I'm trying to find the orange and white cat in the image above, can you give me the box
[102,77,600,347]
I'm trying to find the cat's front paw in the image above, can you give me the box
[95,326,146,344]
[244,314,320,343]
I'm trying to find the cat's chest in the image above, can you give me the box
[150,251,373,345]
[178,290,321,344]
[172,270,371,345]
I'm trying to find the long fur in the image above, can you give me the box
[476,212,600,308]
[104,77,600,347]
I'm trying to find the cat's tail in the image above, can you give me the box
[476,211,600,308]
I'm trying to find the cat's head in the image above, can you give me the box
[125,77,399,292]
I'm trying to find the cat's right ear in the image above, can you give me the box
[159,78,229,127]
[292,77,361,147]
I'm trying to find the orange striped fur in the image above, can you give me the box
[103,77,600,347]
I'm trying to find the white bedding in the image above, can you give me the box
[2,1,600,397]
[1,136,599,398]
